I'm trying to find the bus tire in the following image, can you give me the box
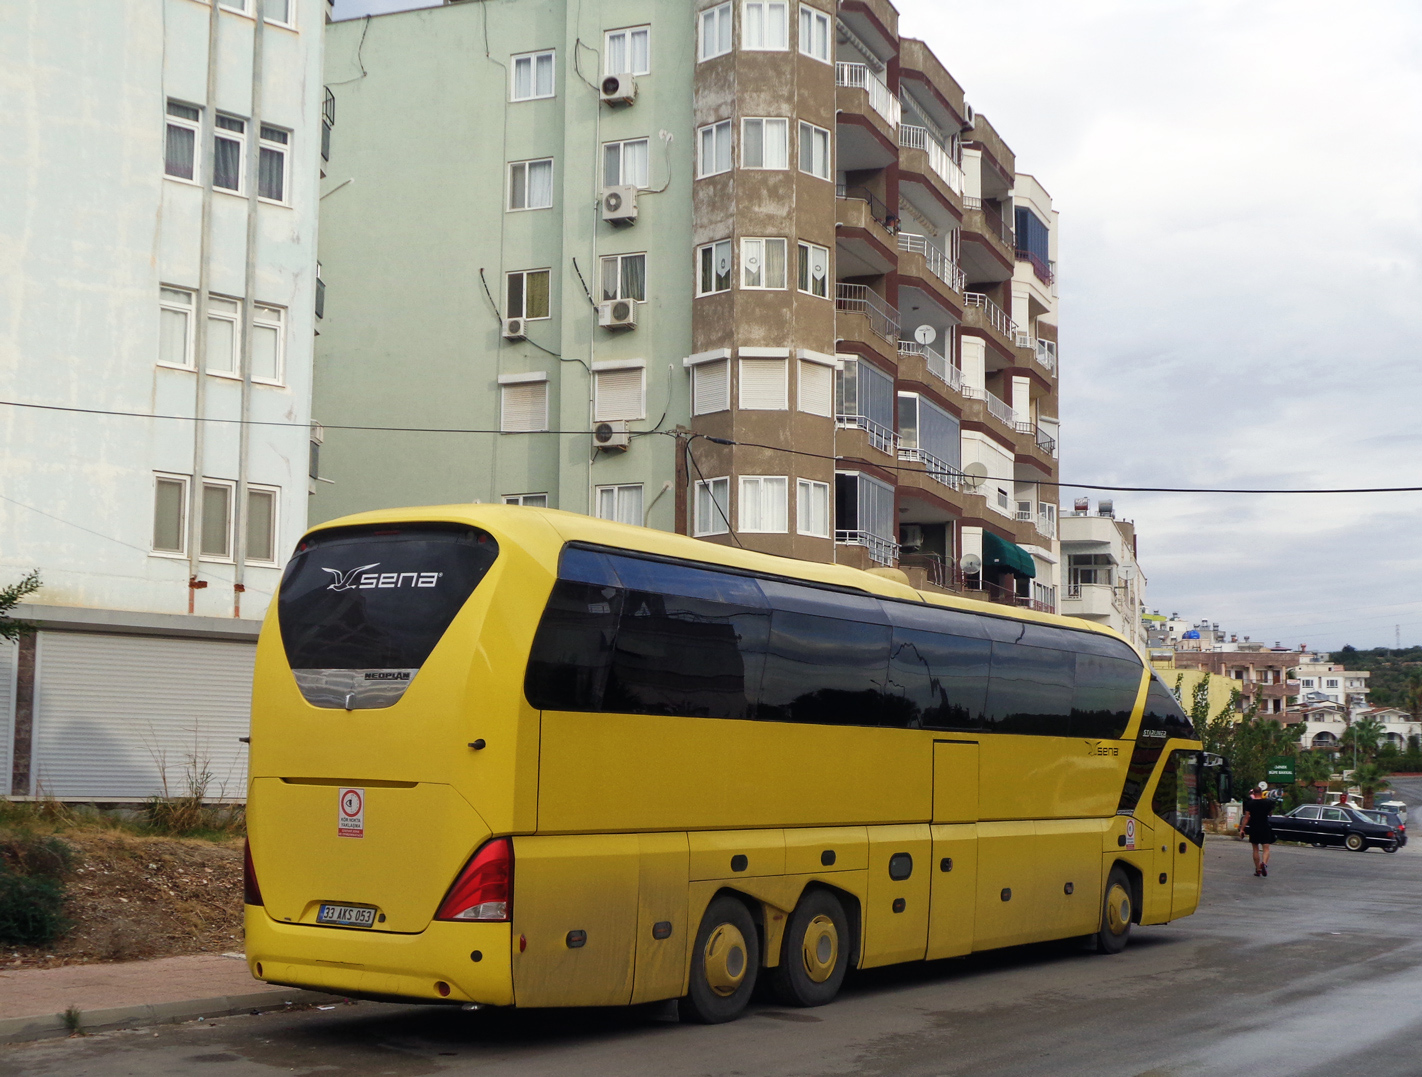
[679,895,760,1024]
[1095,867,1133,955]
[769,889,849,1007]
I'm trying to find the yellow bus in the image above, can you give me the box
[244,505,1208,1022]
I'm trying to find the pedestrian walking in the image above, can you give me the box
[1238,781,1277,876]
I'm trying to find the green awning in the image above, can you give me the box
[982,531,1037,578]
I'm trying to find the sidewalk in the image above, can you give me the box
[0,953,339,1044]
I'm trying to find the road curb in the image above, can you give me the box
[0,988,347,1046]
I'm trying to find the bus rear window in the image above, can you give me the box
[278,524,498,709]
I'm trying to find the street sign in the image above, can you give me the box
[1267,757,1296,783]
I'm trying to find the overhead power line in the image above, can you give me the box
[5,398,1422,496]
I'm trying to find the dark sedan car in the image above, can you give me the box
[1355,808,1407,847]
[1273,804,1400,852]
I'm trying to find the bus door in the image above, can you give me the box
[1150,749,1203,920]
[927,740,978,960]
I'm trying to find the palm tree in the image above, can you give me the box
[1342,715,1386,767]
[1295,750,1335,804]
[1351,762,1390,809]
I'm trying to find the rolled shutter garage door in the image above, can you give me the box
[0,641,15,796]
[32,632,254,800]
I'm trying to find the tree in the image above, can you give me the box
[1351,763,1391,810]
[1406,669,1422,725]
[1294,750,1335,806]
[1342,715,1386,767]
[0,570,41,642]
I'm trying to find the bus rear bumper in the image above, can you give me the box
[244,907,514,1007]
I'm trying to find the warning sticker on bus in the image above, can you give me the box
[1124,818,1136,850]
[338,787,365,838]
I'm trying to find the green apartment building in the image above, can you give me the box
[314,0,1063,610]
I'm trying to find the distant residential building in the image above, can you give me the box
[1057,500,1146,651]
[1294,705,1419,752]
[1294,653,1370,715]
[1173,649,1306,716]
[0,0,327,798]
[311,0,1062,612]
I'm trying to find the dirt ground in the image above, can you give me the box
[3,831,243,970]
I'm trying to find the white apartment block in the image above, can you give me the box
[0,0,326,798]
[1058,500,1147,653]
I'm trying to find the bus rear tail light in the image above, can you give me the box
[435,838,513,922]
[243,839,264,907]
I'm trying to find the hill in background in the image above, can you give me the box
[1332,646,1422,711]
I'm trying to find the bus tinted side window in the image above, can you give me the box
[1152,749,1203,845]
[1141,677,1196,740]
[1072,654,1144,739]
[887,629,989,730]
[758,612,894,726]
[983,642,1075,735]
[524,580,623,711]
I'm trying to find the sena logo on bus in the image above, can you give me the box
[322,563,443,591]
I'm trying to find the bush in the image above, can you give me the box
[0,833,76,879]
[0,832,76,946]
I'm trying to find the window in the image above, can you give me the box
[739,476,788,533]
[798,358,832,416]
[699,3,732,61]
[596,484,644,525]
[501,379,549,432]
[600,253,646,302]
[152,475,188,553]
[1302,679,1315,688]
[265,0,293,26]
[798,121,830,179]
[1152,750,1203,845]
[692,359,730,414]
[741,238,787,289]
[605,26,650,76]
[246,486,277,564]
[504,493,549,507]
[694,477,731,536]
[258,125,288,202]
[214,115,245,192]
[697,240,733,295]
[796,479,830,537]
[508,158,554,210]
[206,296,241,375]
[743,1,788,49]
[506,269,551,320]
[798,4,831,62]
[603,138,650,188]
[200,481,234,559]
[836,357,893,429]
[797,241,829,297]
[739,357,788,409]
[251,305,284,382]
[835,471,895,545]
[164,101,200,181]
[698,120,732,177]
[511,49,556,101]
[159,288,194,367]
[1326,679,1340,689]
[741,118,789,169]
[593,366,645,420]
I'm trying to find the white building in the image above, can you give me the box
[0,0,326,798]
[1058,500,1147,653]
[1294,653,1370,715]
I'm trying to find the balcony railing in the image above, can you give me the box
[1015,421,1057,456]
[963,196,1015,246]
[835,283,899,344]
[1016,248,1054,285]
[897,124,964,196]
[898,232,965,293]
[964,292,1019,340]
[1036,514,1056,540]
[1035,338,1057,375]
[836,62,901,129]
[897,339,963,393]
[836,413,898,455]
[837,184,893,232]
[835,529,899,566]
[962,384,1014,427]
[898,446,964,491]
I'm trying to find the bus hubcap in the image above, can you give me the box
[1105,883,1131,935]
[703,923,749,997]
[800,915,839,983]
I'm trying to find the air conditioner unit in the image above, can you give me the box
[899,524,924,551]
[601,185,638,224]
[962,102,976,130]
[502,317,526,340]
[600,73,637,105]
[598,298,639,329]
[593,420,631,451]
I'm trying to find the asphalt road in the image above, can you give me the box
[6,834,1422,1077]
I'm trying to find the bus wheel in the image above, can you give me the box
[770,890,849,1007]
[679,895,760,1024]
[1095,868,1133,955]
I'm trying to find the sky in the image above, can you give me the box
[331,0,1422,651]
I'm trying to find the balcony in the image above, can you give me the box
[1014,507,1057,541]
[963,197,1014,248]
[963,291,1019,350]
[836,412,897,455]
[1032,338,1057,377]
[898,232,964,294]
[836,529,900,567]
[835,283,899,345]
[836,62,901,130]
[1016,247,1055,286]
[961,197,1015,282]
[898,446,965,493]
[1063,581,1122,619]
[897,339,962,394]
[960,384,1014,428]
[898,124,964,197]
[1015,420,1057,457]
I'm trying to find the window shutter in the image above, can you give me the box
[501,381,548,432]
[798,360,832,417]
[739,358,787,410]
[693,359,730,415]
[594,367,644,420]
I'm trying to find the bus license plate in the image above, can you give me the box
[317,903,377,928]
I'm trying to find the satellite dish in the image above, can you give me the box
[914,324,937,346]
[962,462,988,491]
[1118,564,1137,581]
[961,553,982,575]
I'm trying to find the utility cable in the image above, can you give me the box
[478,269,589,371]
[683,434,743,548]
